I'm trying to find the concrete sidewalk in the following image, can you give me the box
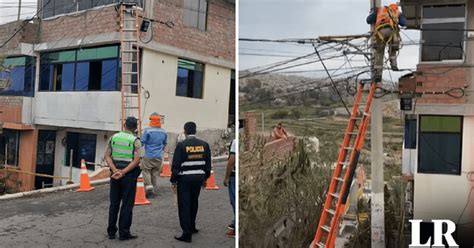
[0,162,235,248]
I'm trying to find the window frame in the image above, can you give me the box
[419,4,467,63]
[417,115,463,175]
[0,56,36,97]
[65,132,97,171]
[404,115,417,149]
[228,70,235,126]
[0,129,20,167]
[41,0,145,20]
[175,58,205,99]
[183,0,208,31]
[39,45,120,92]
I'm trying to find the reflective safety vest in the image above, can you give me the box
[111,132,136,163]
[375,5,400,43]
[375,5,399,30]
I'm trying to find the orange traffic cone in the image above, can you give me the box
[135,174,151,205]
[160,158,171,177]
[205,170,219,190]
[76,159,95,192]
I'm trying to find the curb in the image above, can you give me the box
[212,155,228,163]
[0,178,110,201]
[0,156,228,201]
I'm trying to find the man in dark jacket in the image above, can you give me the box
[171,122,211,243]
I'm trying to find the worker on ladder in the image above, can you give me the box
[366,3,407,82]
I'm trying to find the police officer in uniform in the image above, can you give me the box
[105,117,142,241]
[171,122,211,243]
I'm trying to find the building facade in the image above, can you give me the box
[399,0,474,246]
[0,0,235,191]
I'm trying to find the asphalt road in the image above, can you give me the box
[0,162,235,248]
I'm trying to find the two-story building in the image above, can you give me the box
[399,1,473,246]
[0,0,235,192]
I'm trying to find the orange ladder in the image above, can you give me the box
[119,3,142,134]
[310,81,377,248]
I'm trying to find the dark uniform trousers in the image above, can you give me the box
[107,167,141,237]
[171,136,211,238]
[177,179,203,235]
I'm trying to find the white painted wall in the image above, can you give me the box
[401,148,416,177]
[52,128,115,185]
[34,92,122,131]
[414,116,474,224]
[21,96,33,124]
[140,48,231,133]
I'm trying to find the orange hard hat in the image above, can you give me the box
[149,113,161,127]
[389,3,398,11]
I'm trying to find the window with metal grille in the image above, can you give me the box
[0,129,20,166]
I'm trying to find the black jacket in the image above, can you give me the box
[170,135,211,184]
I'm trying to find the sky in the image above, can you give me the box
[239,0,420,80]
[0,0,38,24]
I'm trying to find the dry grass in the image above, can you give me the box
[239,136,332,247]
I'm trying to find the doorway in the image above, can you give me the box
[35,130,56,189]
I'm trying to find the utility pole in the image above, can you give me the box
[17,0,22,21]
[370,0,385,247]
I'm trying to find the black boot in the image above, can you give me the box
[391,64,399,71]
[119,234,138,241]
[174,234,192,243]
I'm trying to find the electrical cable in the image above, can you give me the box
[139,19,154,44]
[372,87,465,99]
[240,68,370,107]
[4,0,120,93]
[241,43,346,78]
[0,0,52,48]
[314,44,351,116]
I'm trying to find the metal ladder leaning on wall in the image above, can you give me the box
[120,3,142,134]
[310,81,377,248]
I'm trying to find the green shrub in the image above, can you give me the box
[271,110,289,119]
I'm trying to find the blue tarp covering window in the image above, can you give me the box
[0,56,35,96]
[40,45,120,92]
